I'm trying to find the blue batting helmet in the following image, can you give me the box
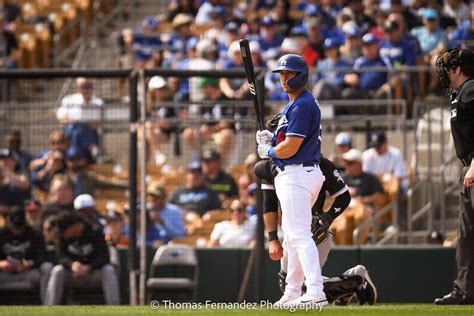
[272,54,309,89]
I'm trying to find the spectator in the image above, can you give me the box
[362,130,409,192]
[368,8,389,41]
[44,212,120,305]
[342,33,394,103]
[122,202,165,248]
[57,77,104,158]
[0,157,29,214]
[202,149,238,202]
[146,181,185,242]
[450,6,474,50]
[388,0,422,31]
[217,21,241,62]
[443,0,470,26]
[4,130,32,174]
[182,77,235,162]
[166,0,199,23]
[348,0,375,34]
[29,131,68,172]
[380,20,417,68]
[0,206,53,304]
[187,38,218,102]
[167,13,194,59]
[410,9,447,93]
[332,149,385,244]
[257,16,284,63]
[0,14,20,75]
[24,199,43,230]
[305,17,326,64]
[104,211,128,248]
[31,149,66,193]
[143,76,177,165]
[238,153,257,200]
[219,40,251,100]
[42,216,57,253]
[195,0,221,25]
[65,146,126,197]
[340,23,363,65]
[329,132,353,171]
[173,37,199,102]
[0,148,30,191]
[313,38,352,100]
[74,194,104,230]
[245,183,258,218]
[207,198,256,247]
[120,16,162,69]
[203,5,227,41]
[42,175,75,219]
[168,161,221,216]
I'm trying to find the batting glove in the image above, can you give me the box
[257,144,272,159]
[255,130,274,145]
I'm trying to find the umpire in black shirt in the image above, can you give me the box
[435,48,474,305]
[44,212,119,305]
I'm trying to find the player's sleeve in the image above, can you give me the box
[285,98,319,139]
[320,157,349,198]
[262,180,278,213]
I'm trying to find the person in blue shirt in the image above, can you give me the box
[146,181,185,243]
[342,33,393,103]
[122,201,165,248]
[257,16,284,63]
[312,37,351,100]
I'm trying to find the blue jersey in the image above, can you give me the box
[272,90,322,168]
[353,54,392,90]
[380,37,416,67]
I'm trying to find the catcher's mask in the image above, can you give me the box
[436,48,474,89]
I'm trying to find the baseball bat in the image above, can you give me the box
[239,39,265,131]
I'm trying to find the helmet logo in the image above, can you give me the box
[280,58,287,66]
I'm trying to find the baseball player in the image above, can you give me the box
[256,54,325,307]
[254,115,377,305]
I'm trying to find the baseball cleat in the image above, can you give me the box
[435,290,467,305]
[333,292,355,305]
[274,294,300,308]
[354,265,377,305]
[290,293,328,309]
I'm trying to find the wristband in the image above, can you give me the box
[268,147,277,158]
[268,231,279,241]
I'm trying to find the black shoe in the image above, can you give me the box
[434,290,466,305]
[334,293,355,305]
[324,275,363,303]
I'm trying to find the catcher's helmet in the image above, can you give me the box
[272,54,309,89]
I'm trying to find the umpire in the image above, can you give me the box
[435,48,474,305]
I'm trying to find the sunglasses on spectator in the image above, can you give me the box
[232,207,245,213]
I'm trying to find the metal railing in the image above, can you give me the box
[53,17,86,67]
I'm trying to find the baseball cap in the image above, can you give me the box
[187,161,202,173]
[289,25,307,37]
[74,194,95,210]
[172,13,193,28]
[147,181,166,197]
[305,4,319,16]
[148,76,167,90]
[66,146,86,159]
[342,22,361,38]
[202,149,220,161]
[143,16,158,30]
[369,131,387,147]
[260,16,275,27]
[196,77,219,89]
[224,22,240,34]
[324,38,341,50]
[362,33,379,45]
[342,148,362,162]
[423,9,438,20]
[335,132,352,147]
[7,206,26,228]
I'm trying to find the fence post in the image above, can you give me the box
[128,69,139,305]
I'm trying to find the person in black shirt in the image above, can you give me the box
[44,212,119,305]
[434,48,474,305]
[168,161,221,216]
[202,149,238,203]
[0,206,53,304]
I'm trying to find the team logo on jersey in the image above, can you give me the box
[278,115,288,128]
[333,169,343,183]
[451,108,457,118]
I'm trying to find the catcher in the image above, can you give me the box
[254,113,377,305]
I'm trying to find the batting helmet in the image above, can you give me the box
[272,54,309,89]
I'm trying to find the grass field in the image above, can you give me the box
[1,305,474,316]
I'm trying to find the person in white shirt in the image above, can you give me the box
[207,199,256,248]
[362,130,409,191]
[56,78,104,158]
